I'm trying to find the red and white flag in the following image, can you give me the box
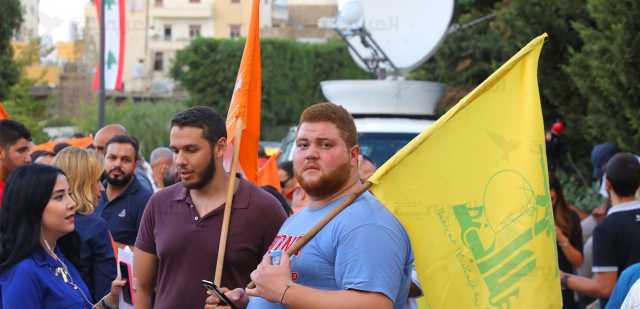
[93,0,126,91]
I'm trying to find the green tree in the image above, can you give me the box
[0,0,23,100]
[566,0,640,151]
[171,38,369,140]
[3,39,52,143]
[73,100,189,159]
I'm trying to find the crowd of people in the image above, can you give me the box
[0,104,639,308]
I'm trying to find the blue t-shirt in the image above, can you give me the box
[0,247,93,308]
[248,191,413,309]
[606,263,640,309]
[97,175,152,246]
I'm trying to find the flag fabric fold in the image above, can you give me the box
[225,0,261,183]
[92,0,126,91]
[0,103,9,120]
[369,34,561,308]
[257,154,282,192]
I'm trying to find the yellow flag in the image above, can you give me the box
[369,34,560,308]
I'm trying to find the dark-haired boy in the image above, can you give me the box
[563,152,640,307]
[0,120,32,204]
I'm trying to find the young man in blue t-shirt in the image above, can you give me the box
[205,102,413,309]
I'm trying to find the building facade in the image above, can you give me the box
[83,0,338,95]
[14,0,40,42]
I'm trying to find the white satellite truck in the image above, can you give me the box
[279,0,454,168]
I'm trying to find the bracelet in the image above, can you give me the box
[279,284,291,305]
[99,297,115,309]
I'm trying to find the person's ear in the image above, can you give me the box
[215,137,227,158]
[350,145,360,165]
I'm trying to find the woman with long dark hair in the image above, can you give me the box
[551,177,583,309]
[0,164,124,308]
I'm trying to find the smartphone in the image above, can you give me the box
[201,280,239,309]
[119,261,135,304]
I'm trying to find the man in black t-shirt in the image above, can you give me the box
[562,153,640,306]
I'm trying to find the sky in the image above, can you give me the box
[39,0,90,43]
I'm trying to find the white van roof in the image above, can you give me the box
[354,117,434,134]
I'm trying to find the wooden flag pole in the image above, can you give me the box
[214,118,245,286]
[246,181,373,289]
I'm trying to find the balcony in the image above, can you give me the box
[151,2,213,19]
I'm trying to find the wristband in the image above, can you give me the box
[279,284,291,305]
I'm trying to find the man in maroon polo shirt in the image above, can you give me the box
[134,106,287,309]
[0,120,32,205]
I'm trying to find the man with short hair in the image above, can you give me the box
[149,147,176,191]
[563,152,640,307]
[96,135,153,247]
[0,120,32,203]
[93,123,154,191]
[206,102,413,309]
[134,106,287,309]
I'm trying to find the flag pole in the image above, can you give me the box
[246,181,373,289]
[214,118,245,286]
[98,0,106,129]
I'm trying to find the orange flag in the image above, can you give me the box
[0,103,9,120]
[257,154,282,192]
[225,0,261,183]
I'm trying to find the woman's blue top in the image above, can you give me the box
[0,246,93,308]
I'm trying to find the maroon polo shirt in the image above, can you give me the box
[135,178,287,309]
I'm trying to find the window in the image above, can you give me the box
[153,52,164,71]
[189,25,202,39]
[230,24,241,38]
[155,0,163,7]
[163,25,172,41]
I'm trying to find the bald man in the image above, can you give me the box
[94,124,128,159]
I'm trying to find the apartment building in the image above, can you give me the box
[83,0,337,94]
[14,0,40,42]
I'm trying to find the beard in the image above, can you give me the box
[295,160,352,199]
[106,168,133,188]
[183,156,216,190]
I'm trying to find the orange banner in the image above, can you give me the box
[225,0,261,183]
[0,103,10,120]
[257,154,281,192]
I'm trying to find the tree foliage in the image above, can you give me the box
[3,40,51,143]
[0,0,23,100]
[73,100,189,159]
[566,0,640,151]
[171,38,370,140]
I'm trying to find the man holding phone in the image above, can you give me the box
[205,103,414,309]
[135,107,287,309]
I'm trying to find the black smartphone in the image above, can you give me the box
[119,261,134,304]
[201,280,238,309]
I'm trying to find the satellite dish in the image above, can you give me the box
[336,0,454,77]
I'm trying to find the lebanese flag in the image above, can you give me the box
[225,0,261,183]
[92,0,125,91]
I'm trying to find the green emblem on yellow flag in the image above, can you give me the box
[369,33,561,308]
